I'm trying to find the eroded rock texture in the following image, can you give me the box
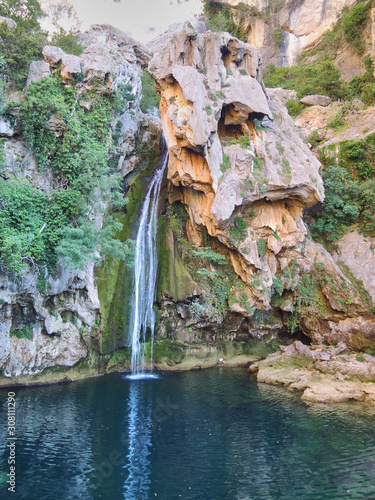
[151,25,375,348]
[213,0,356,67]
[0,25,162,379]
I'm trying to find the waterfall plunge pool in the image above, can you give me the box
[1,368,374,499]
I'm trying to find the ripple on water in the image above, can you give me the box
[124,373,161,380]
[0,368,374,500]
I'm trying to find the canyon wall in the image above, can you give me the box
[150,24,375,349]
[0,24,162,380]
[210,0,374,71]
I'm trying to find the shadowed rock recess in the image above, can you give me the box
[150,24,375,351]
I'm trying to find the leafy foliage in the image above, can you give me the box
[50,28,83,55]
[310,166,359,241]
[264,60,344,100]
[230,216,248,242]
[0,22,46,88]
[272,27,284,47]
[285,98,304,117]
[203,2,247,41]
[0,73,133,276]
[220,153,230,172]
[310,134,375,240]
[10,324,33,340]
[341,0,373,54]
[140,69,160,113]
[0,179,77,274]
[0,0,44,30]
[256,239,267,257]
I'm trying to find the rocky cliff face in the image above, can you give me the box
[211,0,359,67]
[151,25,375,349]
[0,24,162,380]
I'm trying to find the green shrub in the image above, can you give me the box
[50,28,83,55]
[140,69,160,112]
[272,276,284,295]
[220,153,230,172]
[0,73,134,275]
[230,216,248,242]
[256,238,267,257]
[10,324,33,340]
[341,0,372,54]
[310,165,359,240]
[264,60,344,100]
[285,98,304,117]
[356,179,375,235]
[187,298,207,319]
[239,136,250,148]
[272,27,284,47]
[204,2,247,41]
[0,23,46,89]
[192,247,227,266]
[0,0,44,30]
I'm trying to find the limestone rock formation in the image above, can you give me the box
[333,230,375,303]
[251,341,375,404]
[212,0,356,67]
[151,25,375,348]
[25,61,50,87]
[0,24,162,380]
[0,264,98,377]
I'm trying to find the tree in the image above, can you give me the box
[0,0,44,30]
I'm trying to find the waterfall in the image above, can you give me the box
[128,153,167,378]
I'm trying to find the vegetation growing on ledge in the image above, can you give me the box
[50,28,83,56]
[164,203,254,319]
[140,69,160,113]
[309,134,375,242]
[264,0,375,108]
[0,70,135,278]
[203,2,247,41]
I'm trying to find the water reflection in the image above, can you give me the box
[123,382,153,500]
[1,369,374,499]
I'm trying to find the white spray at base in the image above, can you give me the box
[128,153,168,378]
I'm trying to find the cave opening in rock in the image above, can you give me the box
[279,324,312,345]
[220,45,232,69]
[218,104,245,141]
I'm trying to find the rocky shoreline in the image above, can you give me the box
[2,338,375,408]
[249,341,375,405]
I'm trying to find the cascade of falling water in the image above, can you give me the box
[128,153,167,378]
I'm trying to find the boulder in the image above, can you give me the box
[61,54,82,80]
[0,16,16,28]
[26,61,50,87]
[42,45,65,66]
[300,95,332,107]
[0,118,14,137]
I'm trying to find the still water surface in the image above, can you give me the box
[0,368,374,500]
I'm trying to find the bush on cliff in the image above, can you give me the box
[0,0,47,88]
